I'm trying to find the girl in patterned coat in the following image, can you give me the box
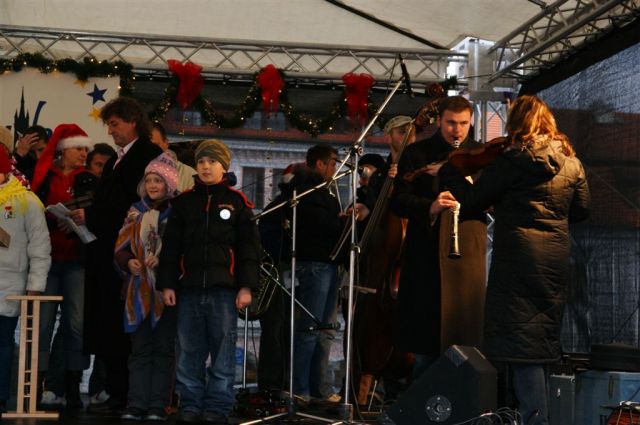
[114,151,179,421]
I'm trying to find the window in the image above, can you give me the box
[270,168,284,200]
[242,167,265,210]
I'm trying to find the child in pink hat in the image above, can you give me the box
[114,151,179,421]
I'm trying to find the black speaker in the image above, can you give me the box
[379,345,497,425]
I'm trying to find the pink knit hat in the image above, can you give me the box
[140,151,178,198]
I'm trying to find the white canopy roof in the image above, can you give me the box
[0,0,540,48]
[1,0,637,88]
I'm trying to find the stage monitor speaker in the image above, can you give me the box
[379,345,497,425]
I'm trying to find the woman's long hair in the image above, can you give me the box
[507,95,575,156]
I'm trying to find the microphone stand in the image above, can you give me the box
[243,75,407,425]
[242,171,355,425]
[330,76,408,424]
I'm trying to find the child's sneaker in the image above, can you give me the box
[145,408,168,421]
[176,410,200,423]
[40,390,65,408]
[90,390,110,404]
[121,407,145,421]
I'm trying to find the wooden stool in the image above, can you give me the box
[4,295,63,419]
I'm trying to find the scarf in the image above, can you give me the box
[114,197,172,333]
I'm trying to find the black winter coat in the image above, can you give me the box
[156,178,261,291]
[84,138,163,356]
[390,131,487,356]
[290,167,343,263]
[439,139,590,363]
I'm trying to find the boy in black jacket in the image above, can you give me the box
[157,139,260,425]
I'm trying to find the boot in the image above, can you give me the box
[64,371,83,409]
[35,372,46,409]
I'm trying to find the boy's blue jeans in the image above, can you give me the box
[176,286,237,417]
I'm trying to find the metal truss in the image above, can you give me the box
[473,100,508,143]
[0,25,465,89]
[489,0,640,82]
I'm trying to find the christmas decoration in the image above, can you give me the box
[0,55,459,137]
[86,83,108,104]
[167,60,204,109]
[256,65,284,115]
[0,53,134,95]
[342,73,374,125]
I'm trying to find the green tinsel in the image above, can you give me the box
[0,52,134,95]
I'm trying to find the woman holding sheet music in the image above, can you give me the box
[30,123,97,409]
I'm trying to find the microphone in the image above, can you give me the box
[344,163,365,174]
[452,139,462,149]
[399,55,414,97]
[301,322,341,331]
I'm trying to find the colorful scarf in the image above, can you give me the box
[114,197,171,333]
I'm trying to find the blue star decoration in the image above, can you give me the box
[86,84,107,105]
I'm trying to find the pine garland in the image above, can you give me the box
[0,53,458,136]
[0,52,134,95]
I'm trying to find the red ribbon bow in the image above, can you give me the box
[342,73,374,125]
[167,60,204,109]
[257,65,284,115]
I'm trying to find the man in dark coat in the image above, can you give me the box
[83,97,163,412]
[439,95,589,425]
[390,96,488,378]
[291,145,343,402]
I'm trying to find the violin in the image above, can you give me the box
[401,136,511,183]
[447,136,511,175]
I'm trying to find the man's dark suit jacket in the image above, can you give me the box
[84,137,162,356]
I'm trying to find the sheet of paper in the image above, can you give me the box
[45,202,97,244]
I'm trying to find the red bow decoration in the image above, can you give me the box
[167,60,204,109]
[257,65,284,115]
[342,73,374,125]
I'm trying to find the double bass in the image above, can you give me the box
[351,121,417,407]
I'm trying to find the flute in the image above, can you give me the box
[448,201,461,259]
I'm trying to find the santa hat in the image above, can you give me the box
[281,162,306,184]
[281,163,296,184]
[0,143,11,174]
[138,151,179,199]
[31,123,92,192]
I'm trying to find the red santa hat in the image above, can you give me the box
[0,144,11,174]
[31,123,92,192]
[281,162,307,184]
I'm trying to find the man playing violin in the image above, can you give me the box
[390,96,488,379]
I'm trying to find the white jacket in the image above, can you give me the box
[0,175,51,316]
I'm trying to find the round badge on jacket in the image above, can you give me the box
[220,208,231,220]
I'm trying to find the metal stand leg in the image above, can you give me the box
[243,308,249,389]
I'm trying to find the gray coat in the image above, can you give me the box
[0,175,51,316]
[439,139,590,363]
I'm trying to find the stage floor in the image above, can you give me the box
[0,401,383,424]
